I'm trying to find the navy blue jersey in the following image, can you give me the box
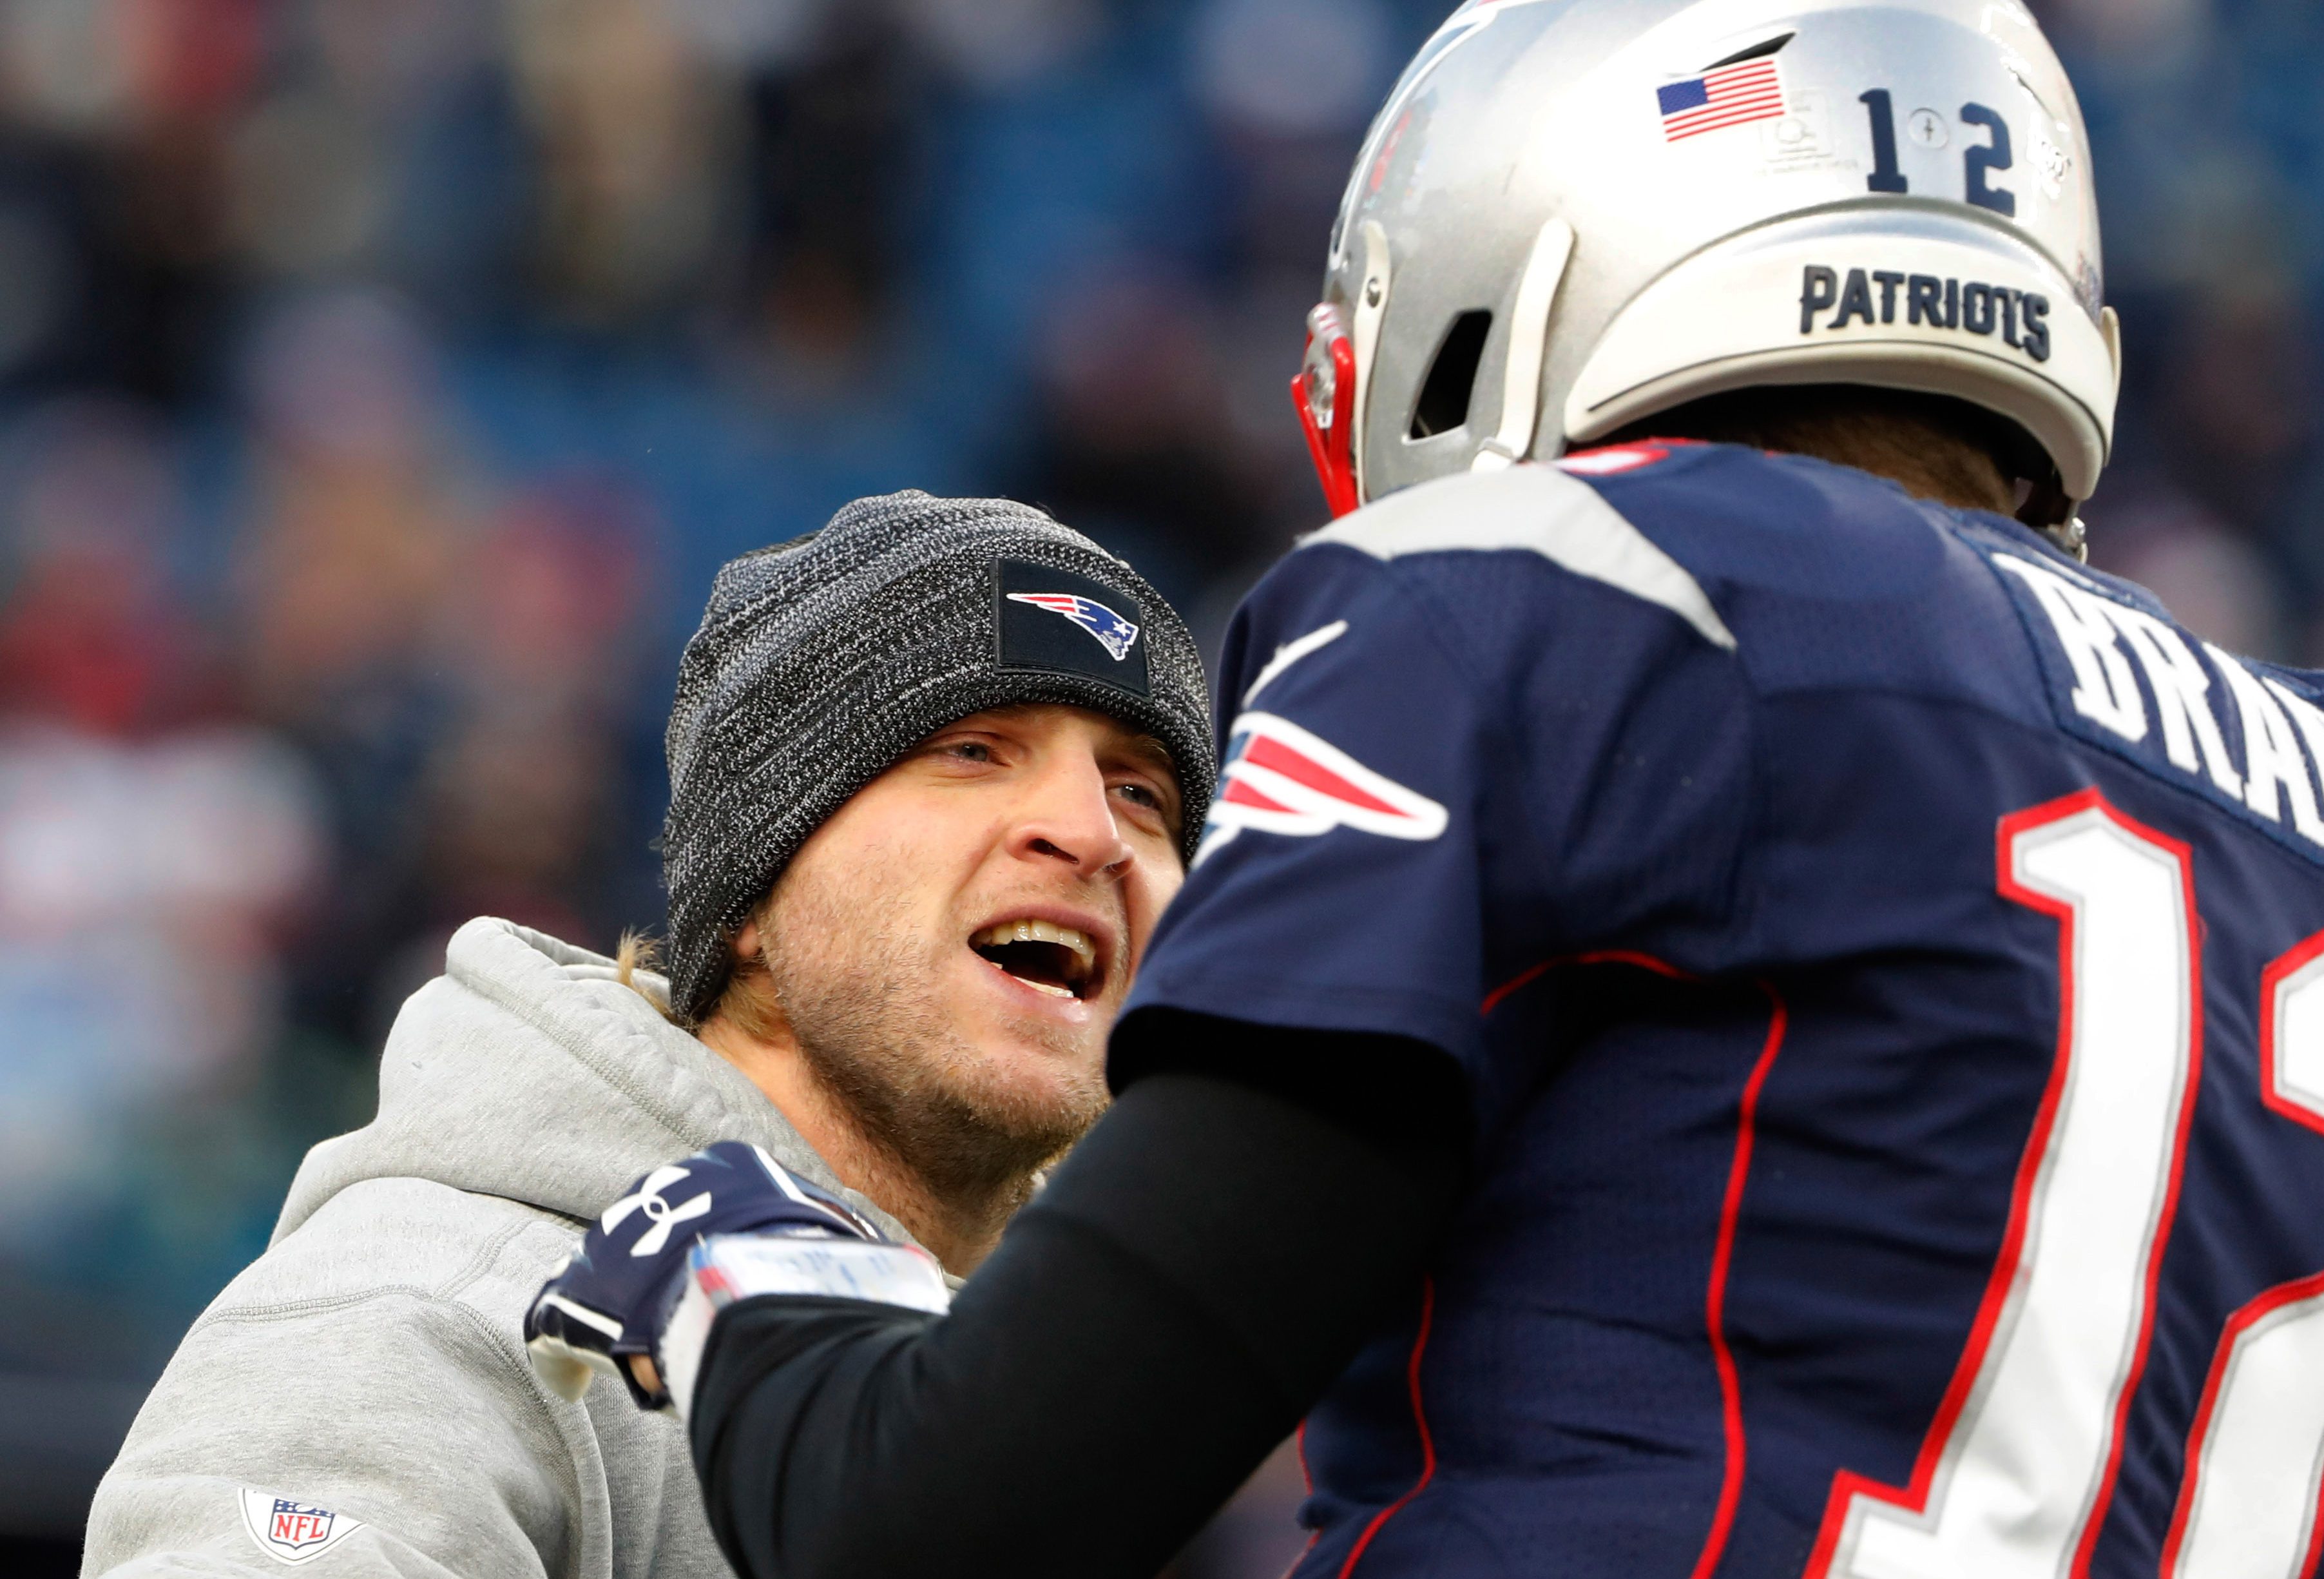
[1119,442,2324,1579]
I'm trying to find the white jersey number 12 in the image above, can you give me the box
[1812,793,2200,1579]
[1810,791,2324,1579]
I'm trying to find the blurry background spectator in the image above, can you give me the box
[1,0,2319,1573]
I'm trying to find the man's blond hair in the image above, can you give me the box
[617,916,783,1041]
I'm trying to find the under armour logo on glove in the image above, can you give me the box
[603,1165,716,1256]
[524,1139,894,1411]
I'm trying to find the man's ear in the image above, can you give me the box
[702,903,791,1047]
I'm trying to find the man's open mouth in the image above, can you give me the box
[970,919,1100,1000]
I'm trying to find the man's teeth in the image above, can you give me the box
[970,918,1097,976]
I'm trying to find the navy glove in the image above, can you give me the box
[524,1140,944,1414]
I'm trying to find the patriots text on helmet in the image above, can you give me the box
[1800,266,2051,362]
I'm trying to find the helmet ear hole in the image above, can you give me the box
[1408,310,1494,440]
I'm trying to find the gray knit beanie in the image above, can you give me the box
[661,490,1214,1025]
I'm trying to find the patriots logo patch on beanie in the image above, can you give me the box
[1007,592,1141,660]
[995,559,1151,695]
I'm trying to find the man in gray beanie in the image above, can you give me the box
[659,489,1211,1268]
[81,492,1211,1579]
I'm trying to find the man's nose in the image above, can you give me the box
[1008,754,1134,877]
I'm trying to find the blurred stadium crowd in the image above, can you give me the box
[2,0,2322,1562]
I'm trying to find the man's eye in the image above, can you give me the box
[941,741,994,763]
[1112,781,1160,810]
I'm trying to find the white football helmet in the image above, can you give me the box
[1294,0,2119,527]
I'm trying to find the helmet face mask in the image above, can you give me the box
[1298,0,2121,520]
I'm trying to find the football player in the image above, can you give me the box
[532,4,2324,1577]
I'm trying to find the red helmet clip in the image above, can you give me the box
[1292,302,1359,518]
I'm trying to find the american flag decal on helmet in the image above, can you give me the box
[1657,55,1784,142]
[1006,592,1142,661]
[1198,712,1447,860]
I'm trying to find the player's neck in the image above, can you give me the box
[1760,423,2014,514]
[1617,387,2017,515]
[696,1014,1019,1274]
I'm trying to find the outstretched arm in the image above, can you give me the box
[559,1021,1464,1579]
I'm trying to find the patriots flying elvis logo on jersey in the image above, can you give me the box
[1198,712,1447,861]
[1006,592,1141,661]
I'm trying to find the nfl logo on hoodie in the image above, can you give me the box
[240,1489,364,1565]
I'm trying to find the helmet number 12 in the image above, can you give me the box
[1859,90,2017,217]
[1809,791,2324,1579]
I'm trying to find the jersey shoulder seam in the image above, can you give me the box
[1327,482,1765,959]
[1300,465,1738,652]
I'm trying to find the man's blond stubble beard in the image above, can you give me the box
[740,842,1112,1208]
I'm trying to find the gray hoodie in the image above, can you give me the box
[83,918,914,1579]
